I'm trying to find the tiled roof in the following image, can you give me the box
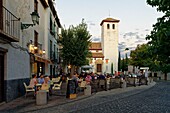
[89,42,102,50]
[92,53,104,58]
[100,18,120,26]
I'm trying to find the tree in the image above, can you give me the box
[118,51,121,71]
[146,0,170,80]
[121,48,129,72]
[111,63,113,75]
[121,58,125,72]
[130,44,152,68]
[125,51,128,71]
[59,19,92,76]
[130,44,151,67]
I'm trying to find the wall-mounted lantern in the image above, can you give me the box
[21,11,40,30]
[42,50,46,54]
[34,46,38,50]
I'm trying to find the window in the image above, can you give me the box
[53,22,56,37]
[50,14,52,32]
[107,24,110,29]
[50,14,55,36]
[50,40,52,59]
[112,24,115,29]
[54,45,56,59]
[34,0,38,13]
[0,0,3,30]
[34,31,38,53]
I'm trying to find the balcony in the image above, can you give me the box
[0,6,20,42]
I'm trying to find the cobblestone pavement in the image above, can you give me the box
[1,81,170,113]
[26,81,169,113]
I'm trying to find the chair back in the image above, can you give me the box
[23,82,27,88]
[80,81,86,88]
[58,81,62,87]
[56,77,61,82]
[41,83,49,90]
[52,78,56,82]
[99,79,105,86]
[115,78,120,84]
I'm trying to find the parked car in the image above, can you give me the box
[128,74,137,77]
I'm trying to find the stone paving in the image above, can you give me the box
[0,80,158,113]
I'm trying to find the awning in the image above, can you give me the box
[34,54,51,64]
[81,65,93,69]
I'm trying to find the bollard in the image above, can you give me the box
[36,90,47,105]
[84,85,91,96]
[121,80,127,88]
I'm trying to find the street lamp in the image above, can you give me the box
[21,11,40,30]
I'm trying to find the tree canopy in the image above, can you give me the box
[129,44,159,70]
[59,20,92,74]
[146,0,170,74]
[118,51,121,71]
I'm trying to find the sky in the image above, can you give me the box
[54,0,163,57]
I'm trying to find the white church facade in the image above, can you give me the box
[89,18,119,74]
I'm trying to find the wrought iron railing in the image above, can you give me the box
[0,6,20,40]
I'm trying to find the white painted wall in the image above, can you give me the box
[0,44,30,80]
[2,0,61,78]
[1,0,32,80]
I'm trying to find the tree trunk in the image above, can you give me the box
[63,65,67,74]
[70,65,75,77]
[76,66,81,74]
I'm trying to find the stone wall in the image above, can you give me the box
[4,78,30,102]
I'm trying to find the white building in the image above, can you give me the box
[89,18,119,74]
[0,0,61,102]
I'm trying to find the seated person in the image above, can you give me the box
[41,77,50,91]
[29,74,37,88]
[77,76,83,83]
[85,74,92,85]
[38,74,44,84]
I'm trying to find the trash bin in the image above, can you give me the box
[84,85,91,96]
[36,90,47,105]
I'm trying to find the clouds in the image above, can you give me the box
[91,36,101,42]
[119,28,150,58]
[91,28,151,58]
[123,32,138,37]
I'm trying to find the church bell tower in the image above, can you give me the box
[100,18,120,73]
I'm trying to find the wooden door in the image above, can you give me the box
[97,64,102,72]
[0,52,4,102]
